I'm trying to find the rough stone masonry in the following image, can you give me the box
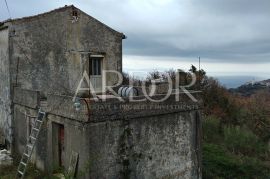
[0,5,202,179]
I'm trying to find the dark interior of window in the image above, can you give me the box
[89,57,102,75]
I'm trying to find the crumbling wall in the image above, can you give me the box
[82,93,202,178]
[12,88,48,171]
[8,9,71,95]
[12,87,90,174]
[0,27,12,146]
[86,111,201,179]
[8,6,123,96]
[70,9,123,86]
[12,88,202,178]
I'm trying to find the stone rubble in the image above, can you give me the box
[0,149,13,166]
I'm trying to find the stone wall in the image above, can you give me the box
[1,5,123,152]
[0,27,12,146]
[7,6,123,96]
[86,111,201,179]
[13,106,202,178]
[1,5,123,150]
[4,6,201,178]
[12,88,201,178]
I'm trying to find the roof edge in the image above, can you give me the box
[1,5,126,39]
[1,5,74,24]
[72,6,126,38]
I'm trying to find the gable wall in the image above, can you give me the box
[0,27,12,146]
[8,7,123,96]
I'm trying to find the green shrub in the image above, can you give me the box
[203,143,270,179]
[203,116,222,143]
[223,126,267,156]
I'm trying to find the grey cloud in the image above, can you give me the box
[124,32,270,63]
[1,0,270,63]
[190,0,270,15]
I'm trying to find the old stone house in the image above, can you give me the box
[0,5,202,178]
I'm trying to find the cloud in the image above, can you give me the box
[191,0,270,15]
[1,0,270,65]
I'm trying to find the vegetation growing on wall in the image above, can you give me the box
[118,121,145,179]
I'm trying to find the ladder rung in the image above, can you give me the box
[17,110,46,178]
[30,136,37,140]
[23,153,30,157]
[39,111,46,115]
[30,133,37,137]
[18,171,24,175]
[27,144,33,149]
[20,162,27,166]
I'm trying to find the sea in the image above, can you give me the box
[215,76,266,89]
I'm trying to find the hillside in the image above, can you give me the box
[229,79,270,96]
[202,76,270,178]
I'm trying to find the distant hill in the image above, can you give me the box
[229,79,270,96]
[216,76,264,88]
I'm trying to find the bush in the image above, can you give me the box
[202,116,222,143]
[223,126,268,157]
[203,143,270,179]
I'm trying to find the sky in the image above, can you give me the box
[1,0,270,87]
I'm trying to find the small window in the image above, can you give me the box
[71,9,79,23]
[89,57,102,75]
[72,10,78,17]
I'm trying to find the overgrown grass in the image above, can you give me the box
[223,126,268,157]
[202,116,222,143]
[203,143,270,179]
[203,116,270,179]
[0,164,60,179]
[0,165,17,179]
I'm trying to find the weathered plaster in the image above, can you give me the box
[0,27,12,146]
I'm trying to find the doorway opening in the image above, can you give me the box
[52,123,65,168]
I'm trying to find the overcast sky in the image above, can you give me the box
[1,0,270,79]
